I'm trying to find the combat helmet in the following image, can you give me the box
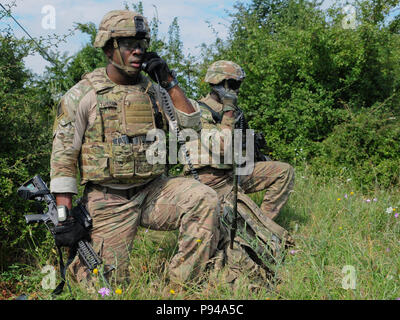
[204,60,246,85]
[94,10,151,75]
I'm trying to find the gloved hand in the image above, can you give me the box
[142,52,172,88]
[212,85,238,109]
[54,216,88,248]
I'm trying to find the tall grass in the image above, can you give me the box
[1,166,399,300]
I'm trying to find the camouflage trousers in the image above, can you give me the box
[198,161,295,220]
[70,175,220,285]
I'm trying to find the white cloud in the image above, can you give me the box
[2,0,250,74]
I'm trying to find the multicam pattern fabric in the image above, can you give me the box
[80,68,165,185]
[70,176,220,284]
[204,60,246,85]
[209,188,294,286]
[198,162,295,221]
[183,94,234,172]
[51,67,166,187]
[94,10,151,48]
[180,85,295,284]
[185,93,295,220]
[197,164,295,286]
[50,81,93,186]
[51,63,219,285]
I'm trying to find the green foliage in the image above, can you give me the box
[0,30,53,270]
[2,0,400,297]
[196,0,400,188]
[311,108,400,191]
[65,23,108,84]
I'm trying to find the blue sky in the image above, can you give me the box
[0,0,253,74]
[2,0,398,75]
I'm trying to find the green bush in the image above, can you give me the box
[196,0,400,165]
[0,31,53,270]
[311,108,400,190]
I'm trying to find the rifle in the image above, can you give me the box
[230,111,270,248]
[17,175,110,295]
[238,112,271,162]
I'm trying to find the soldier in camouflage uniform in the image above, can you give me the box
[50,10,220,286]
[185,60,295,221]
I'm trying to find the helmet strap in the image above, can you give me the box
[109,38,138,77]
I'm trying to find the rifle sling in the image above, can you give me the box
[52,245,77,297]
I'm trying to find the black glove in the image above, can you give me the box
[54,216,88,248]
[142,52,172,88]
[212,85,238,109]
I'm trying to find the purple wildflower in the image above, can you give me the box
[395,213,399,219]
[373,198,377,202]
[98,287,110,297]
[344,194,348,199]
[365,199,371,203]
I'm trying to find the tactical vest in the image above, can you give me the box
[184,97,232,173]
[79,68,165,185]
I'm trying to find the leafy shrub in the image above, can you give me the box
[0,31,53,270]
[310,108,400,190]
[196,0,400,166]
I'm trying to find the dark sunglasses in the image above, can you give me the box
[225,79,242,91]
[118,37,149,51]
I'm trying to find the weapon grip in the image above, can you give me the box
[25,214,45,224]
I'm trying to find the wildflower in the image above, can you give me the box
[350,192,354,196]
[344,194,348,199]
[115,289,122,295]
[196,239,202,243]
[93,268,98,275]
[365,199,371,203]
[289,250,297,255]
[337,198,341,201]
[98,287,110,297]
[386,207,394,214]
[158,248,163,251]
[373,198,378,202]
[339,226,343,230]
[170,289,175,295]
[386,248,390,252]
[395,213,399,219]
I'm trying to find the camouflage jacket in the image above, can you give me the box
[50,67,201,194]
[183,94,235,173]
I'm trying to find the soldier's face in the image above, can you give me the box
[109,37,147,76]
[121,41,145,69]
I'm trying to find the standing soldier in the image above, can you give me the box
[185,60,295,221]
[50,10,220,287]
